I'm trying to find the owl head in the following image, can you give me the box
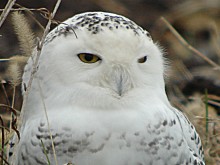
[23,12,168,113]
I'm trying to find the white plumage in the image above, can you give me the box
[11,12,204,165]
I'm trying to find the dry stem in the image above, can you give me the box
[0,59,10,62]
[160,17,220,70]
[0,0,17,28]
[0,116,5,164]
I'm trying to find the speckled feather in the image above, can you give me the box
[44,12,151,44]
[10,12,205,165]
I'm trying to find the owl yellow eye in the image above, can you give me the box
[77,53,101,63]
[138,56,147,63]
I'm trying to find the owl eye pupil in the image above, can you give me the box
[138,56,147,63]
[84,54,93,61]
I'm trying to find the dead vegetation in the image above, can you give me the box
[0,0,220,164]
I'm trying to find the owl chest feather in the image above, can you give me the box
[16,106,199,165]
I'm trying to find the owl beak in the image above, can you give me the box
[109,65,132,97]
[115,74,123,96]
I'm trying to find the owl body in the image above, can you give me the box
[17,100,199,165]
[11,12,204,165]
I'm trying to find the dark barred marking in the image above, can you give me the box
[44,12,152,44]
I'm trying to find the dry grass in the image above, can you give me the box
[0,0,220,164]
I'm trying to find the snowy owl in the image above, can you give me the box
[10,12,205,165]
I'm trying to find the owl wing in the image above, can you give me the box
[172,108,205,164]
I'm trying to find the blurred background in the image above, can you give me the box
[0,0,220,164]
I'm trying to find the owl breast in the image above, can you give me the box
[16,106,195,165]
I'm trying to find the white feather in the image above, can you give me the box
[11,11,205,165]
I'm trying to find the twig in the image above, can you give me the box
[6,85,17,160]
[0,156,9,165]
[207,100,220,107]
[0,103,20,145]
[0,59,10,62]
[0,104,20,114]
[1,82,10,106]
[0,82,17,159]
[0,7,49,14]
[200,94,220,107]
[206,94,220,101]
[0,0,17,28]
[0,116,5,165]
[37,78,57,165]
[205,89,209,146]
[11,86,16,110]
[160,17,220,70]
[194,115,220,120]
[25,10,45,31]
[0,125,10,132]
[40,139,51,165]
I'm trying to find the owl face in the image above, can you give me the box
[23,12,166,109]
